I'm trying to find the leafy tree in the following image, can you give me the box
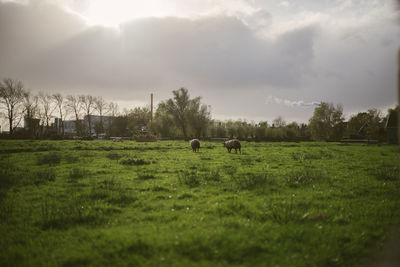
[110,115,128,137]
[187,101,211,138]
[0,78,26,134]
[347,109,384,140]
[272,116,286,128]
[309,102,345,141]
[286,122,300,140]
[153,103,179,138]
[208,120,227,138]
[126,107,152,134]
[156,88,211,139]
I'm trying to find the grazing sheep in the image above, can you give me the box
[224,139,241,154]
[190,139,200,152]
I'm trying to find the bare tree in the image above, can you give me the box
[94,96,108,118]
[23,91,40,137]
[79,95,95,136]
[24,91,39,119]
[66,95,83,136]
[52,93,67,136]
[66,95,81,121]
[93,96,108,136]
[108,102,119,117]
[38,92,56,132]
[0,78,26,134]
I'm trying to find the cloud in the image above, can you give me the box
[0,2,318,98]
[266,96,320,108]
[0,0,398,124]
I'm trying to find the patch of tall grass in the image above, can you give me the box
[68,167,88,181]
[373,165,399,181]
[36,151,62,165]
[119,156,151,166]
[230,172,273,190]
[30,168,56,185]
[90,177,137,206]
[285,167,323,187]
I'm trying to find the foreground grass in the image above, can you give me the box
[0,140,399,266]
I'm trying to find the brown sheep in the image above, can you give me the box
[190,139,200,152]
[224,139,241,154]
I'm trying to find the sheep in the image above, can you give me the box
[224,139,241,154]
[190,139,200,152]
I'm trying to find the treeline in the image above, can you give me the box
[0,78,398,142]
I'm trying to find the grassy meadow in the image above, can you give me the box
[0,140,399,266]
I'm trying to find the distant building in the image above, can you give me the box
[53,115,115,136]
[84,115,114,136]
[62,119,80,134]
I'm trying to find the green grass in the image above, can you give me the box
[0,140,399,266]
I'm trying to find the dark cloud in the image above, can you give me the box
[14,14,317,97]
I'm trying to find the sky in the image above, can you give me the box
[0,0,399,125]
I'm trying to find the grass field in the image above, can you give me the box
[0,140,399,266]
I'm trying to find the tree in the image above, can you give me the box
[110,115,128,137]
[38,92,56,133]
[272,116,286,128]
[309,102,345,141]
[347,109,384,140]
[0,78,26,134]
[187,100,211,138]
[108,102,119,117]
[161,88,191,139]
[23,91,40,137]
[156,88,211,139]
[153,103,178,138]
[79,95,95,136]
[66,95,84,136]
[52,93,67,136]
[93,96,109,136]
[126,107,151,134]
[105,101,119,136]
